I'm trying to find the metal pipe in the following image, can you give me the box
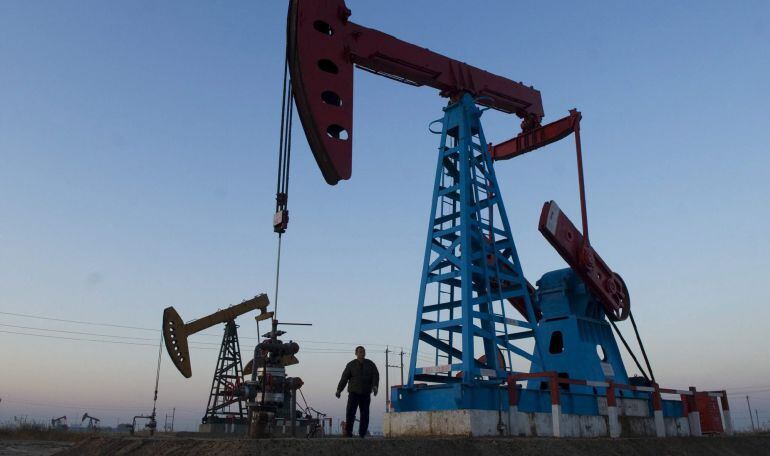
[573,121,589,244]
[290,388,297,437]
[629,312,655,383]
[273,236,283,323]
[385,347,390,411]
[756,409,760,431]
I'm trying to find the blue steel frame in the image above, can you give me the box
[407,94,543,389]
[528,268,630,394]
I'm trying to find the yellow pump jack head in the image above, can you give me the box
[162,294,270,378]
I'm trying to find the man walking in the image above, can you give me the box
[335,345,379,437]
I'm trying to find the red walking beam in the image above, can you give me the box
[288,0,545,184]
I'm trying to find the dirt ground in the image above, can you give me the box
[0,440,74,456]
[55,434,770,456]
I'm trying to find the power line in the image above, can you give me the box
[275,339,394,348]
[0,329,388,355]
[0,398,199,415]
[0,323,156,341]
[0,310,159,332]
[0,329,169,347]
[728,389,770,396]
[0,310,400,347]
[0,329,213,350]
[726,384,770,392]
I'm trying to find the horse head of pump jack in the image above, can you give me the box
[162,294,272,378]
[287,0,545,185]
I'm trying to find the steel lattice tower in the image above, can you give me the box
[202,320,247,424]
[407,94,544,388]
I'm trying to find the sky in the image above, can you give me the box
[1,0,769,433]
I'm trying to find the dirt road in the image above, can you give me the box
[57,434,770,456]
[0,440,73,456]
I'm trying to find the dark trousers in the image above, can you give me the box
[345,392,371,437]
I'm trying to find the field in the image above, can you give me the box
[49,433,770,456]
[0,424,85,455]
[3,424,770,456]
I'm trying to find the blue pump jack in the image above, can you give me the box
[284,0,672,424]
[392,94,630,414]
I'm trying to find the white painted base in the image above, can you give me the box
[723,410,733,435]
[383,410,692,438]
[597,397,649,417]
[608,406,621,438]
[551,404,562,437]
[654,410,665,437]
[688,411,702,437]
[507,406,518,436]
[382,409,504,437]
[198,423,249,434]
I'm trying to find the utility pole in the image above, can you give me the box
[164,408,176,432]
[747,396,755,431]
[382,346,408,412]
[385,347,390,411]
[756,409,760,431]
[384,347,403,411]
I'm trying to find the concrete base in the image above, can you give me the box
[269,423,314,437]
[384,409,693,438]
[723,410,734,435]
[198,422,314,437]
[608,406,621,438]
[198,423,249,434]
[509,408,608,438]
[688,411,703,437]
[654,410,666,437]
[598,397,649,416]
[383,409,506,437]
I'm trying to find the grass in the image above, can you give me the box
[0,422,91,442]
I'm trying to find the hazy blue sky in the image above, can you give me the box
[1,0,769,432]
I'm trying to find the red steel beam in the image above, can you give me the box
[490,109,581,161]
[538,200,630,321]
[491,110,630,322]
[288,0,545,184]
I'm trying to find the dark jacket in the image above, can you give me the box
[337,358,379,395]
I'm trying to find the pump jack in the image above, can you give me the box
[287,0,644,417]
[81,413,100,431]
[288,0,627,320]
[50,415,68,430]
